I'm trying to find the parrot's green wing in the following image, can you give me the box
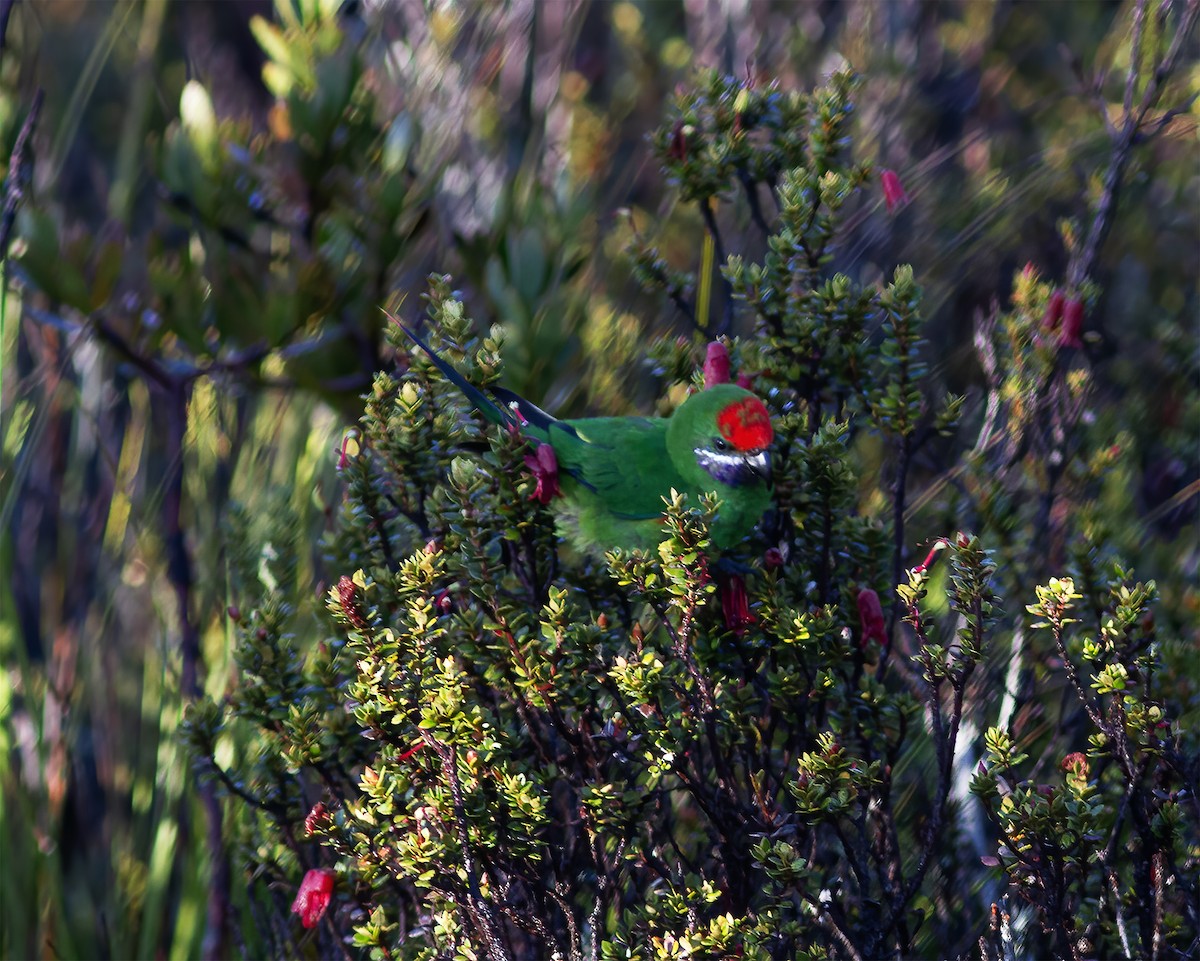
[548,416,688,521]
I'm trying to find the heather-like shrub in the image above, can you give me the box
[184,66,1198,960]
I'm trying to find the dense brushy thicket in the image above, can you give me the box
[183,68,1198,961]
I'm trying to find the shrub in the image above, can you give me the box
[185,62,1198,961]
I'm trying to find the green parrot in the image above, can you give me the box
[395,320,774,552]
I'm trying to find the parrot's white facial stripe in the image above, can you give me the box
[694,448,770,486]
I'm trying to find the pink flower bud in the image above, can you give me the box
[736,371,755,390]
[704,341,731,387]
[880,169,910,215]
[763,547,785,569]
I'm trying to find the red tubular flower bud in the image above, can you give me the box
[397,741,426,762]
[704,341,731,387]
[1042,290,1065,331]
[668,120,688,162]
[880,169,910,215]
[856,588,887,649]
[1060,297,1085,348]
[720,574,756,636]
[291,868,335,929]
[336,431,359,471]
[912,537,951,574]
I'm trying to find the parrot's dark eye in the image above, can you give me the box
[713,437,730,452]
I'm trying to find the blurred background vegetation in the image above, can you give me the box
[1,0,1196,958]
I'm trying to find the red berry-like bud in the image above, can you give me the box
[227,605,241,622]
[336,575,368,630]
[764,547,785,569]
[304,802,328,836]
[1060,753,1089,779]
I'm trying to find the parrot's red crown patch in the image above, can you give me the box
[717,396,773,451]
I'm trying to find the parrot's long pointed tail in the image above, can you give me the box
[387,312,518,431]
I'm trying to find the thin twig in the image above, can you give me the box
[1069,0,1200,290]
[699,198,735,336]
[0,88,44,263]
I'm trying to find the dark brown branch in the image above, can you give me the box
[163,384,232,960]
[423,733,513,961]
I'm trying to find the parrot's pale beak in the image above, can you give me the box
[745,449,771,483]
